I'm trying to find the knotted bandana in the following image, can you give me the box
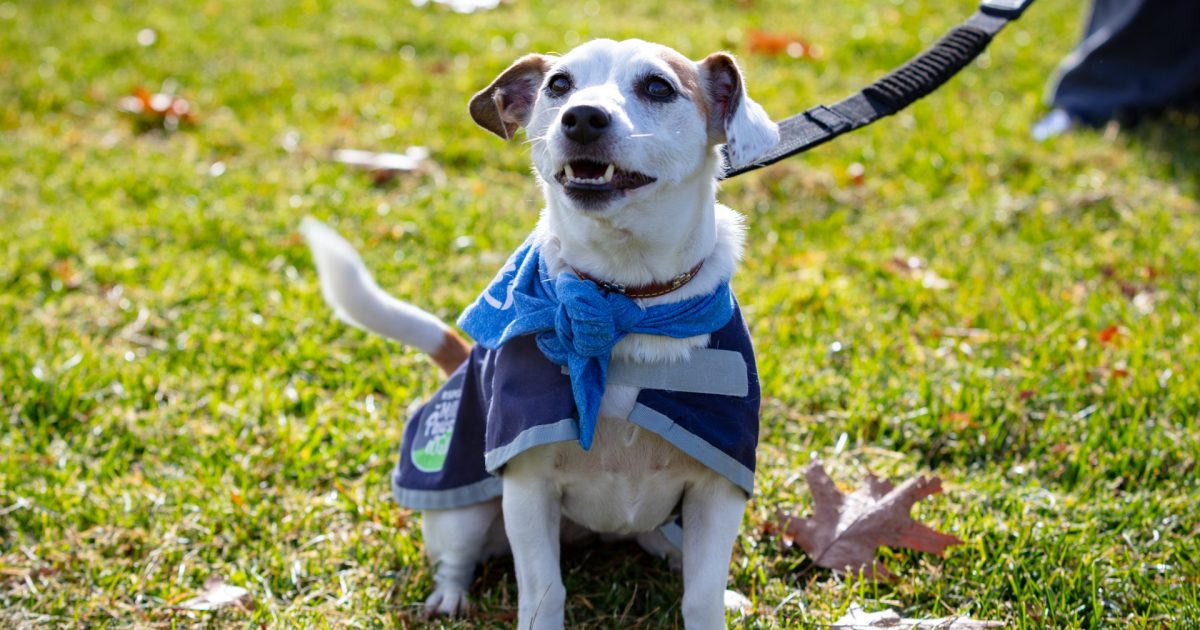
[458,237,735,449]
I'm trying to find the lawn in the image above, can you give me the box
[2,0,1198,627]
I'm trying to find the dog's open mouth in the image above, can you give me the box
[554,160,655,204]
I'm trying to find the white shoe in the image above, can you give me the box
[1031,108,1076,141]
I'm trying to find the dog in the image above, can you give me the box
[302,38,778,630]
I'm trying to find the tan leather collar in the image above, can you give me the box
[570,259,706,299]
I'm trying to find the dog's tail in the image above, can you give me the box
[299,217,471,375]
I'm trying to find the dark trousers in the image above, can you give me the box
[1049,0,1200,123]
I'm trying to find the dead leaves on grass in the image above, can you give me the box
[775,462,961,581]
[746,30,823,59]
[118,87,196,132]
[1096,324,1125,345]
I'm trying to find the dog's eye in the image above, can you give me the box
[546,74,573,97]
[642,77,676,101]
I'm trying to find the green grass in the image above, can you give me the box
[2,0,1199,627]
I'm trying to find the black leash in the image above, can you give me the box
[722,0,1036,179]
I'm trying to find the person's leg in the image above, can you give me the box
[1046,0,1200,125]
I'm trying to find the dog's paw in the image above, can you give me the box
[723,589,752,616]
[424,586,474,617]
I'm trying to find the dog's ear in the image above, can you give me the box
[469,54,552,140]
[698,52,779,168]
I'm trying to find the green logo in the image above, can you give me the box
[410,384,462,473]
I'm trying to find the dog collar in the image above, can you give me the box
[570,259,705,299]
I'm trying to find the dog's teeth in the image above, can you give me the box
[564,164,575,180]
[603,163,614,183]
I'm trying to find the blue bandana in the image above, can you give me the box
[458,238,736,450]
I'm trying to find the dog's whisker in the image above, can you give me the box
[627,133,655,138]
[531,141,551,164]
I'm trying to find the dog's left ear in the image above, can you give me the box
[469,54,552,140]
[698,53,779,168]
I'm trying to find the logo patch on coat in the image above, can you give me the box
[409,377,463,472]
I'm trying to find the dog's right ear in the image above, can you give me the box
[469,54,552,140]
[698,52,779,168]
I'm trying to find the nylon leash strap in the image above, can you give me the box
[721,0,1036,179]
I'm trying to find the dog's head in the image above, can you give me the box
[469,39,778,215]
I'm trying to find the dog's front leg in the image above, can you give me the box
[680,476,747,630]
[503,458,565,630]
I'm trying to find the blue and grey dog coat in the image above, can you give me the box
[392,303,761,510]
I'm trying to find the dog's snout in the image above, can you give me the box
[561,105,610,144]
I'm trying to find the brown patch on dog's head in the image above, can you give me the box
[469,54,553,140]
[657,48,708,121]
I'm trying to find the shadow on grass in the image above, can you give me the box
[461,540,683,629]
[1125,108,1200,197]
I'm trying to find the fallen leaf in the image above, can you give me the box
[883,257,954,291]
[395,508,413,529]
[776,462,961,580]
[1130,291,1157,315]
[118,87,196,131]
[747,29,815,58]
[847,162,866,186]
[332,147,430,185]
[942,412,973,430]
[885,257,927,273]
[175,576,254,611]
[1096,324,1122,345]
[51,259,82,289]
[1090,364,1130,382]
[1097,265,1160,311]
[833,603,1003,629]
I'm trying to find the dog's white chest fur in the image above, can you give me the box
[526,405,707,535]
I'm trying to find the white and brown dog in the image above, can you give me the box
[303,38,778,630]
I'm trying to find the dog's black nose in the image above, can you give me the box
[561,105,610,144]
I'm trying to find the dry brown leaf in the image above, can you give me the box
[175,576,254,611]
[847,162,866,186]
[746,29,817,58]
[776,462,961,580]
[1096,324,1123,345]
[118,87,196,131]
[833,603,1003,628]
